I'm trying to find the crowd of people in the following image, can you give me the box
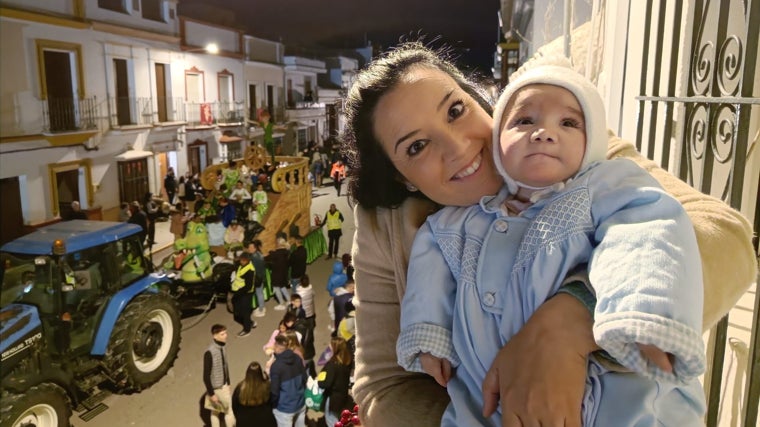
[205,248,358,427]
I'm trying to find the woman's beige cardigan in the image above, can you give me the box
[350,134,758,427]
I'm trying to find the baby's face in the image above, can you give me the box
[498,84,586,188]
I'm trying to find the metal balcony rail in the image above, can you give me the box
[41,96,99,133]
[633,1,759,425]
[108,96,186,128]
[185,101,245,127]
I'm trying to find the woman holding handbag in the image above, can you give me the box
[318,336,354,427]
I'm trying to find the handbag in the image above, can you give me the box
[304,375,324,411]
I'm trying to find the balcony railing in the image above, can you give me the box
[185,101,245,127]
[108,96,186,128]
[41,97,99,133]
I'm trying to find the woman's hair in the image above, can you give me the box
[237,361,270,406]
[282,329,304,355]
[329,336,353,366]
[300,274,310,286]
[341,41,494,209]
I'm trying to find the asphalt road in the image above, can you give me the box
[70,185,354,427]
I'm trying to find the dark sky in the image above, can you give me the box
[179,0,502,74]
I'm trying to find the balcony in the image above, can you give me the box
[41,97,99,133]
[184,101,245,127]
[108,96,186,129]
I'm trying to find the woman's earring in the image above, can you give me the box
[405,182,418,192]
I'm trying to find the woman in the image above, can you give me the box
[318,336,355,427]
[341,42,757,426]
[232,361,277,427]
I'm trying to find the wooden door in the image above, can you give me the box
[44,50,76,131]
[0,177,25,245]
[114,58,131,126]
[155,63,168,123]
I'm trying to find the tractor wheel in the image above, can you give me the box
[0,383,71,427]
[103,293,181,393]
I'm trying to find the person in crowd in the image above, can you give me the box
[164,167,177,204]
[231,252,256,337]
[265,236,291,310]
[340,253,354,282]
[229,179,252,212]
[222,160,241,199]
[337,300,356,345]
[340,42,757,426]
[232,361,277,427]
[224,219,245,258]
[398,58,705,425]
[252,183,269,219]
[169,202,190,240]
[269,334,307,427]
[218,197,236,228]
[127,201,148,244]
[197,199,215,221]
[285,311,317,378]
[203,324,235,427]
[325,260,347,298]
[318,336,355,427]
[177,175,187,207]
[331,280,355,334]
[330,159,346,196]
[118,202,131,222]
[320,204,344,259]
[286,293,306,320]
[143,192,159,247]
[310,149,324,187]
[288,234,307,296]
[264,320,289,357]
[63,200,88,221]
[247,239,268,317]
[295,274,316,327]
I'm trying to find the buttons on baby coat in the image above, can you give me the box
[483,292,496,306]
[494,219,509,233]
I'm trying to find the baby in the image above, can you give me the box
[397,58,706,426]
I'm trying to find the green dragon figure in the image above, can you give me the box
[163,221,213,282]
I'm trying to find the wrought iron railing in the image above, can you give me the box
[108,96,186,128]
[633,1,759,425]
[184,101,246,127]
[41,96,99,133]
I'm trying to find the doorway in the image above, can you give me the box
[44,50,76,131]
[0,177,25,245]
[248,84,257,120]
[114,58,131,126]
[187,140,208,176]
[155,63,168,123]
[56,169,81,219]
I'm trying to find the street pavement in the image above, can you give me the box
[73,183,355,427]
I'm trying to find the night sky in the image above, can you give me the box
[179,0,502,75]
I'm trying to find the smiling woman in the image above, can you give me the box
[341,42,756,427]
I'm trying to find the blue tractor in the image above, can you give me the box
[0,220,181,427]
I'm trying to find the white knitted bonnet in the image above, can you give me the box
[491,56,608,194]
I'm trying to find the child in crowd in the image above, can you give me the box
[224,219,245,258]
[263,320,288,357]
[286,294,306,320]
[325,260,347,297]
[295,274,316,325]
[252,183,269,219]
[205,215,226,248]
[398,58,705,426]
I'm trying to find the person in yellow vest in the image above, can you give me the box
[231,252,257,337]
[321,203,344,259]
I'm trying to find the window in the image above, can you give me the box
[98,0,127,13]
[141,0,165,22]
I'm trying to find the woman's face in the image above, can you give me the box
[372,67,501,206]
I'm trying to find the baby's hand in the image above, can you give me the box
[636,343,674,373]
[419,352,452,388]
